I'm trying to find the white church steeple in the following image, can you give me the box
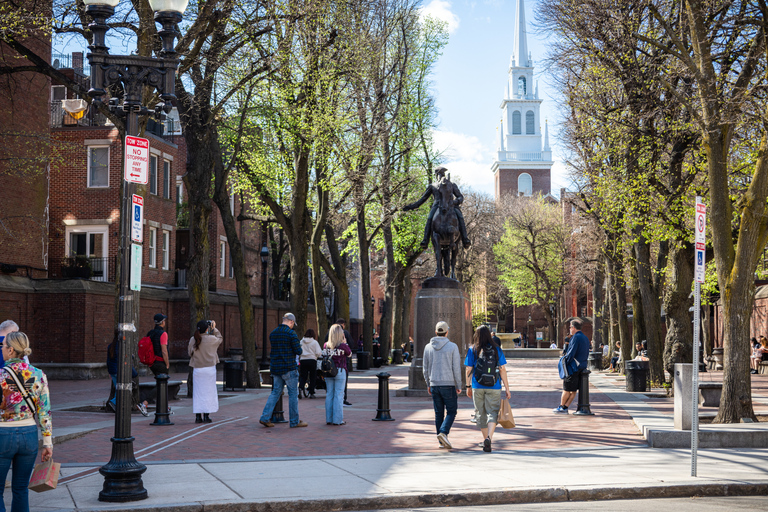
[513,0,529,68]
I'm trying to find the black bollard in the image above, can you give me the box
[270,390,288,423]
[573,369,595,416]
[372,372,394,421]
[150,373,175,425]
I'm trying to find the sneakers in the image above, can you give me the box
[751,369,758,374]
[290,421,308,428]
[137,402,149,417]
[437,433,452,449]
[259,419,275,428]
[483,437,492,453]
[553,405,569,414]
[343,401,352,406]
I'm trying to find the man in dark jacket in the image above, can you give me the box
[553,319,590,414]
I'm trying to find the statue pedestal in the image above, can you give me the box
[397,277,472,397]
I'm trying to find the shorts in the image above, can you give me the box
[563,371,581,392]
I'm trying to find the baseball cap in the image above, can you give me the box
[283,312,296,322]
[435,321,449,335]
[154,313,167,323]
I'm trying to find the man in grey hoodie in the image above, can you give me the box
[423,321,463,449]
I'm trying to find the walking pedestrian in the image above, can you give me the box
[553,319,590,414]
[299,329,322,398]
[259,313,307,428]
[0,331,53,512]
[465,325,510,453]
[322,324,352,425]
[188,320,223,423]
[423,321,462,449]
[106,330,147,416]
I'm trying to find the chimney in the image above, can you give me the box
[73,52,83,74]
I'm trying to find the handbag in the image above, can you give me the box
[28,459,60,492]
[498,398,516,429]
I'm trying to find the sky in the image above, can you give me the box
[421,0,569,198]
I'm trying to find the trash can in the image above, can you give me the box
[228,348,244,361]
[357,351,370,370]
[588,351,603,371]
[625,360,648,392]
[223,360,246,391]
[391,349,403,364]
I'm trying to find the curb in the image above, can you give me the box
[55,479,768,512]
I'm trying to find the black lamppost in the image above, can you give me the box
[260,243,270,370]
[83,0,187,502]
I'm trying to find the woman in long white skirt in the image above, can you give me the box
[188,320,223,423]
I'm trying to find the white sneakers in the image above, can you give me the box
[437,432,452,449]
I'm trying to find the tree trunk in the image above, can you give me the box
[592,262,604,350]
[379,223,395,361]
[320,224,349,328]
[606,259,619,349]
[630,264,645,358]
[356,202,373,353]
[634,232,664,384]
[662,242,694,377]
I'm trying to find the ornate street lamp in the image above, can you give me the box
[83,0,188,502]
[260,243,270,370]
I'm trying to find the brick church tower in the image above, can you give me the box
[492,0,553,200]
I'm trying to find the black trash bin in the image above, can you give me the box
[357,351,370,370]
[391,349,403,364]
[625,360,648,392]
[588,351,602,372]
[223,360,246,391]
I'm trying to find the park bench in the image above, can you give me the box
[139,380,182,404]
[759,361,768,375]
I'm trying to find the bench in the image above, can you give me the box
[139,380,182,404]
[698,382,722,407]
[760,361,768,375]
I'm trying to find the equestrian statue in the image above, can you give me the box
[403,167,471,279]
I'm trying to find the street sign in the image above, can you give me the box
[695,199,706,284]
[130,243,142,291]
[131,194,144,243]
[124,136,150,184]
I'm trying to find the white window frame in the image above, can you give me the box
[512,111,521,135]
[162,230,170,270]
[87,146,110,188]
[525,111,535,134]
[64,225,109,282]
[176,183,184,205]
[149,227,157,268]
[219,241,226,277]
[518,173,533,196]
[149,155,158,195]
[229,251,234,279]
[163,160,171,199]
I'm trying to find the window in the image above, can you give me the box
[518,76,526,96]
[176,183,184,205]
[87,147,109,187]
[512,111,521,134]
[219,241,226,277]
[162,230,170,270]
[518,173,532,196]
[526,111,535,134]
[163,160,171,199]
[51,86,66,101]
[149,155,158,195]
[229,251,234,278]
[149,227,157,268]
[65,226,109,282]
[229,187,235,215]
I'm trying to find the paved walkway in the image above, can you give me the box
[12,359,768,511]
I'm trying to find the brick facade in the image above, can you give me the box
[494,167,551,198]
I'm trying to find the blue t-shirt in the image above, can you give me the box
[464,345,507,389]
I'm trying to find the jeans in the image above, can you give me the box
[325,369,346,424]
[109,374,117,407]
[0,425,38,512]
[298,359,317,395]
[431,386,458,435]
[260,369,300,426]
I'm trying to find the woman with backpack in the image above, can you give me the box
[465,325,510,453]
[322,324,352,425]
[188,320,223,423]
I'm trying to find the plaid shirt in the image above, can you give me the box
[269,324,302,375]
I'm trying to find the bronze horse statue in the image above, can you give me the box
[431,178,460,279]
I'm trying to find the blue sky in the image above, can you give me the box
[421,0,568,198]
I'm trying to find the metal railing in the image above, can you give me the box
[51,52,91,76]
[50,101,110,128]
[49,257,115,283]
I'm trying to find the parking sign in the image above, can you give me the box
[131,194,144,243]
[695,197,706,283]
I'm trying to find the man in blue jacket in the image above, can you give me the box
[553,319,590,414]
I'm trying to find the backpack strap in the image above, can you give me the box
[3,366,37,418]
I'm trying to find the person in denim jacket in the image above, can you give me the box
[0,331,53,512]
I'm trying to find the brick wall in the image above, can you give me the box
[495,167,551,198]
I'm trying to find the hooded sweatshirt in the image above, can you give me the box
[423,336,463,389]
[299,337,323,360]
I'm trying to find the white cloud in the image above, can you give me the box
[432,130,495,196]
[420,0,460,34]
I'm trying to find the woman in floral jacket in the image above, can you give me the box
[0,331,53,512]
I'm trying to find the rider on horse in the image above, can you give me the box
[403,167,471,250]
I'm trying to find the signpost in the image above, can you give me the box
[124,136,150,184]
[692,197,706,477]
[130,244,142,292]
[131,194,144,243]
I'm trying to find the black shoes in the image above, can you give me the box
[195,414,203,423]
[204,413,212,423]
[483,437,492,453]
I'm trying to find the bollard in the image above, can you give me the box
[573,369,594,416]
[270,390,288,423]
[150,373,175,426]
[372,372,395,421]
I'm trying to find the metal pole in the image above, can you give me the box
[99,108,147,502]
[691,280,700,476]
[260,256,268,370]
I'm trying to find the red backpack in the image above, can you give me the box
[138,336,156,365]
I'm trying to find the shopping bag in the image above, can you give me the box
[28,459,60,492]
[498,399,516,429]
